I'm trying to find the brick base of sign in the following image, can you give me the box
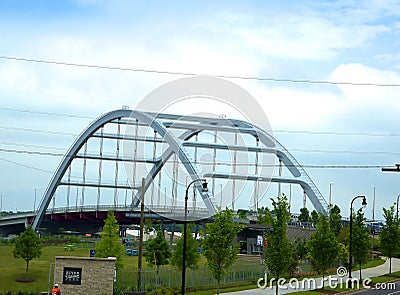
[54,256,116,295]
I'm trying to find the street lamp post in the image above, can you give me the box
[348,195,367,287]
[329,182,334,207]
[0,193,3,217]
[182,179,208,295]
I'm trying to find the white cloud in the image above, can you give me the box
[233,18,387,60]
[246,81,339,129]
[329,63,400,108]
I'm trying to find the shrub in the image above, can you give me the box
[146,286,180,295]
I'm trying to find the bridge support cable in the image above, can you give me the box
[97,126,104,213]
[65,165,72,217]
[253,137,260,212]
[81,141,88,217]
[212,129,217,197]
[114,119,121,208]
[124,181,129,207]
[193,134,198,208]
[151,130,157,208]
[131,119,139,209]
[232,132,238,211]
[52,192,56,214]
[75,186,79,210]
[171,154,178,207]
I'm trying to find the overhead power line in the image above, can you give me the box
[0,105,399,138]
[0,106,93,119]
[275,130,400,137]
[0,125,77,136]
[1,55,400,87]
[0,146,388,169]
[0,157,54,174]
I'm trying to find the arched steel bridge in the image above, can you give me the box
[31,109,328,231]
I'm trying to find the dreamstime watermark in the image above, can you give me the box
[257,266,396,291]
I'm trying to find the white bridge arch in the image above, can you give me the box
[32,109,328,230]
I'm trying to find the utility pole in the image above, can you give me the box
[371,185,376,252]
[0,193,3,218]
[137,178,145,291]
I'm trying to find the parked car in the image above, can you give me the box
[366,221,383,234]
[126,249,139,256]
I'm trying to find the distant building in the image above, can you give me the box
[236,223,315,255]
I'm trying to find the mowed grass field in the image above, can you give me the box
[0,246,87,293]
[0,245,141,293]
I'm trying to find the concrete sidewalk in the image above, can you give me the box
[225,258,400,295]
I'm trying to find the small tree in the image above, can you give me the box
[379,205,400,274]
[338,225,350,246]
[257,206,273,224]
[95,211,125,269]
[13,225,42,280]
[298,207,310,222]
[203,209,243,294]
[329,204,343,237]
[144,225,172,277]
[288,242,300,277]
[171,224,200,270]
[352,208,371,280]
[264,195,293,295]
[306,214,339,287]
[310,210,319,224]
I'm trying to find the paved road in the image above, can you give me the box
[225,258,400,295]
[355,281,400,295]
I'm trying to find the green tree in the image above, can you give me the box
[352,208,371,280]
[294,238,308,260]
[144,219,154,235]
[306,214,339,287]
[288,242,300,277]
[144,225,171,280]
[329,204,343,236]
[95,211,125,269]
[257,206,273,224]
[298,207,310,222]
[337,242,349,266]
[264,195,293,295]
[238,210,248,221]
[203,209,243,294]
[171,224,200,270]
[13,225,42,280]
[337,225,349,246]
[379,205,400,274]
[310,210,319,224]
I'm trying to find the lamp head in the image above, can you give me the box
[202,180,208,193]
[362,196,367,207]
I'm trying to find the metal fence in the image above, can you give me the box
[116,261,266,292]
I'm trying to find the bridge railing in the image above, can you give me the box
[46,204,209,213]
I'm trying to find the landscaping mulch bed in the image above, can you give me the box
[15,277,37,283]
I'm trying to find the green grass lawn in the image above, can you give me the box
[391,270,400,276]
[361,258,386,269]
[0,245,144,293]
[0,246,91,293]
[289,292,326,295]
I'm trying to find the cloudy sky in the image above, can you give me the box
[0,0,400,220]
